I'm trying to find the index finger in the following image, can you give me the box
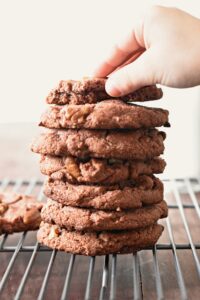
[93,25,145,77]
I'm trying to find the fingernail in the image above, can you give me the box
[106,79,121,97]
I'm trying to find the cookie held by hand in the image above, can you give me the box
[46,78,163,105]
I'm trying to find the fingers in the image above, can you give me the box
[94,49,142,78]
[112,50,144,73]
[105,49,157,96]
[93,24,145,77]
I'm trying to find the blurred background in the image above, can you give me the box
[0,0,200,179]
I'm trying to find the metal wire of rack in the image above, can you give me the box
[0,178,199,300]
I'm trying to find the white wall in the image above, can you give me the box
[0,0,200,178]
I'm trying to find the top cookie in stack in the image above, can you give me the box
[32,78,169,256]
[45,77,163,105]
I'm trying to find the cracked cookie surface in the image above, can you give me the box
[37,222,164,255]
[40,100,169,129]
[41,199,167,231]
[44,175,164,210]
[31,128,166,160]
[40,155,166,184]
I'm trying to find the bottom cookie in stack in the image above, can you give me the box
[38,222,164,256]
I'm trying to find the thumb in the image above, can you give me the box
[105,49,157,97]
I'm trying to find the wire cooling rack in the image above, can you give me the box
[0,178,199,300]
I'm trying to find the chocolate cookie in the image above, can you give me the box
[40,155,166,184]
[40,100,169,130]
[37,222,164,255]
[0,192,43,234]
[31,128,166,160]
[46,78,163,105]
[41,199,167,231]
[44,175,164,210]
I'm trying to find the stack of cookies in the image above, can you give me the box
[31,78,169,256]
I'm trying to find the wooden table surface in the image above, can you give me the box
[0,123,199,300]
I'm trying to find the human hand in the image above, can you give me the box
[93,6,200,96]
